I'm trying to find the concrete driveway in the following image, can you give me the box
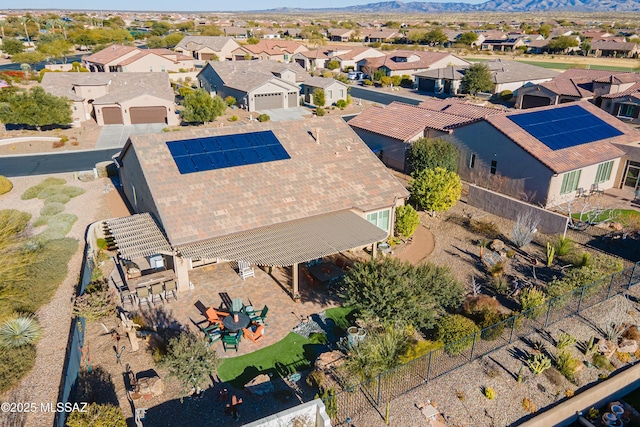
[255,107,312,122]
[95,123,167,149]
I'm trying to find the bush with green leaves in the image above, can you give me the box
[0,315,43,348]
[224,96,236,107]
[38,212,77,241]
[40,202,65,217]
[410,167,462,215]
[335,99,348,109]
[0,175,13,195]
[484,387,495,399]
[546,254,624,299]
[592,353,614,372]
[73,280,116,321]
[554,236,574,257]
[399,339,443,363]
[556,332,576,350]
[394,205,420,238]
[519,287,547,319]
[257,114,270,122]
[180,90,226,124]
[66,403,127,427]
[315,107,326,116]
[343,257,464,330]
[555,350,580,383]
[312,88,326,107]
[21,177,66,200]
[409,138,458,173]
[435,314,479,355]
[161,331,220,396]
[343,323,414,381]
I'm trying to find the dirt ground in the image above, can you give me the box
[459,51,640,70]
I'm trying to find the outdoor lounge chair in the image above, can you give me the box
[222,332,241,352]
[193,318,222,345]
[249,305,268,325]
[206,307,227,328]
[164,280,177,301]
[150,283,164,305]
[238,260,255,280]
[243,324,265,344]
[136,286,151,309]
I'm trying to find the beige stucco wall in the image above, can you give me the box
[74,84,109,100]
[495,77,555,95]
[94,94,178,126]
[249,81,299,111]
[547,158,621,206]
[121,55,194,73]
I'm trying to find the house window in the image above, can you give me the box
[490,160,497,175]
[366,209,390,232]
[284,54,289,60]
[619,104,637,118]
[131,184,137,207]
[339,89,344,98]
[327,90,332,99]
[161,66,166,72]
[469,154,476,169]
[149,66,153,72]
[594,161,614,184]
[560,169,582,195]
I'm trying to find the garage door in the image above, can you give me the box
[288,91,298,108]
[130,106,167,124]
[418,78,435,93]
[254,93,283,110]
[102,107,123,125]
[521,95,552,109]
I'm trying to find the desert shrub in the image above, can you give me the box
[623,325,640,341]
[477,310,507,341]
[0,315,43,348]
[395,205,420,238]
[40,202,65,217]
[37,213,77,240]
[555,350,579,383]
[499,90,513,100]
[399,339,443,363]
[257,114,270,122]
[21,177,66,200]
[616,350,632,364]
[45,193,70,204]
[554,236,574,257]
[33,216,50,227]
[66,403,127,427]
[484,387,495,399]
[73,283,115,321]
[519,287,547,319]
[61,186,85,198]
[96,238,108,250]
[490,276,509,295]
[469,219,500,238]
[37,185,64,199]
[335,99,348,109]
[435,314,479,355]
[315,107,326,116]
[488,261,505,277]
[0,345,36,393]
[512,211,541,248]
[306,369,326,389]
[0,175,13,195]
[544,367,566,386]
[592,353,615,371]
[522,397,537,413]
[363,79,373,86]
[224,96,236,107]
[556,332,576,350]
[228,115,238,122]
[52,139,65,148]
[463,295,502,314]
[546,254,624,299]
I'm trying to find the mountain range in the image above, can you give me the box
[267,0,640,13]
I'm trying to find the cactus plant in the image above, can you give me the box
[526,353,551,375]
[546,242,555,266]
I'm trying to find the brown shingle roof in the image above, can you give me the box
[486,102,633,174]
[348,102,480,141]
[120,116,409,246]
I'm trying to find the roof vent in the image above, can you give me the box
[346,145,352,151]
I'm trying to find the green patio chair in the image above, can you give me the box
[249,305,268,325]
[222,333,241,352]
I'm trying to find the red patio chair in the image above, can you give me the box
[243,324,265,344]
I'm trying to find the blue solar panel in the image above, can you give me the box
[507,105,623,151]
[166,131,290,174]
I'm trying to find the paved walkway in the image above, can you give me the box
[393,222,435,265]
[256,107,312,122]
[95,123,166,149]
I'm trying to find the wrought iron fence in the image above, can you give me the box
[325,261,640,425]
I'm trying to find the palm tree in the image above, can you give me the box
[47,18,57,33]
[0,20,5,39]
[19,17,31,45]
[31,16,42,33]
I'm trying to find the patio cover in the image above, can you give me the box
[105,213,173,260]
[177,210,387,266]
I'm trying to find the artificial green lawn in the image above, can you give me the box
[217,332,315,389]
[324,306,357,331]
[572,209,640,226]
[468,57,638,72]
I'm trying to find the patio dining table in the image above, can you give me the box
[126,269,176,290]
[307,262,344,285]
[223,312,251,332]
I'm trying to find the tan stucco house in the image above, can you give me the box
[174,36,242,61]
[84,45,194,73]
[302,77,349,107]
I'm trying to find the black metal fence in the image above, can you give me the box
[324,261,640,425]
[54,247,93,427]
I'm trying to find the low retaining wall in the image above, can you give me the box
[519,362,640,427]
[467,184,568,235]
[0,136,61,146]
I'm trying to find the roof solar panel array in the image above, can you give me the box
[507,105,623,150]
[167,130,291,174]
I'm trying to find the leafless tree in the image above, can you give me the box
[512,211,541,248]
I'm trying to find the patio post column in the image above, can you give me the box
[292,262,299,298]
[173,255,190,292]
[372,242,377,259]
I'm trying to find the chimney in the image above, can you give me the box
[315,128,320,144]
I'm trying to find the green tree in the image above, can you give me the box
[246,37,260,44]
[312,88,325,107]
[409,138,458,173]
[176,21,194,32]
[460,63,493,95]
[150,21,171,37]
[66,403,126,427]
[0,86,71,130]
[424,28,448,45]
[435,314,479,355]
[160,331,219,395]
[395,205,420,238]
[10,51,46,66]
[538,24,553,38]
[180,90,226,124]
[580,41,591,56]
[37,38,73,62]
[458,31,479,46]
[343,257,463,330]
[547,36,579,53]
[200,25,224,36]
[326,60,340,70]
[409,167,462,215]
[145,36,166,49]
[1,37,24,55]
[164,32,185,47]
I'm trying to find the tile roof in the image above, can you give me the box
[303,76,348,89]
[201,61,309,92]
[365,51,467,71]
[84,44,138,65]
[120,116,409,246]
[593,72,640,84]
[419,99,506,119]
[537,78,594,98]
[486,102,633,174]
[41,72,175,104]
[175,36,237,51]
[591,41,639,52]
[117,49,192,66]
[348,101,481,141]
[241,40,307,55]
[600,82,640,99]
[414,60,558,84]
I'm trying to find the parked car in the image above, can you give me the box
[347,71,366,81]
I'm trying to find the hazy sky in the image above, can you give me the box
[13,0,485,12]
